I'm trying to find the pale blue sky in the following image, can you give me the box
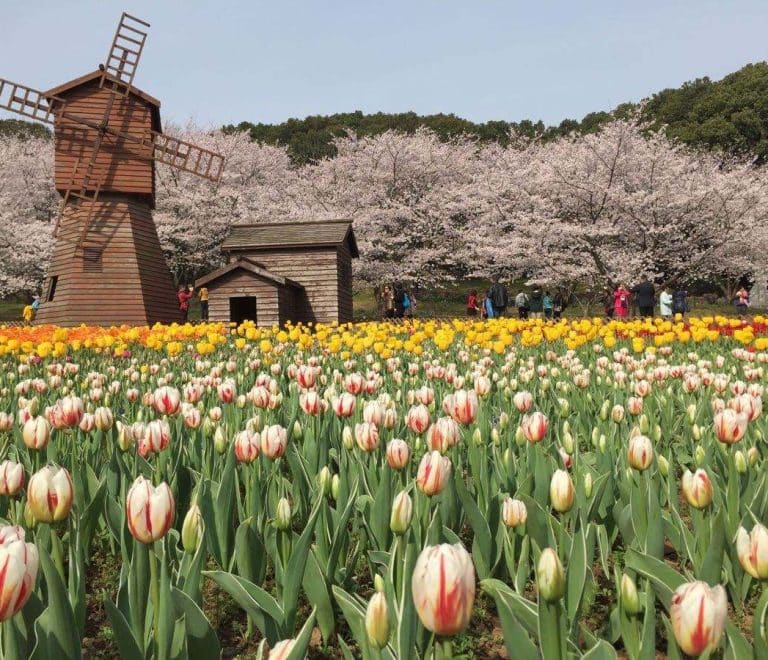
[2,0,767,128]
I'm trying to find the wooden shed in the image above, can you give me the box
[197,220,358,326]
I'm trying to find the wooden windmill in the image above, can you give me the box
[0,13,224,326]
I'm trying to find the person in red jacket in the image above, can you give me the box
[466,290,479,316]
[177,286,194,322]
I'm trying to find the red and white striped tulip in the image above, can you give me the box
[513,391,534,413]
[354,422,380,452]
[448,390,478,425]
[670,581,727,656]
[0,526,38,621]
[152,386,181,416]
[138,419,171,457]
[332,393,356,418]
[521,412,549,444]
[22,417,50,450]
[299,391,321,415]
[386,439,410,469]
[217,380,236,404]
[411,543,475,635]
[79,413,95,433]
[416,451,452,496]
[362,401,385,426]
[426,416,461,453]
[126,476,175,544]
[736,523,768,579]
[0,461,24,496]
[260,424,288,459]
[234,430,260,463]
[27,466,74,523]
[501,497,527,528]
[0,413,13,432]
[681,469,713,510]
[93,406,114,431]
[627,435,654,471]
[405,404,431,434]
[713,409,748,444]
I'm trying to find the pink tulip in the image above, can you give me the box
[411,543,475,635]
[670,581,727,656]
[27,466,74,523]
[126,476,175,544]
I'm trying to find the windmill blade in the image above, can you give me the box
[152,132,225,181]
[101,12,150,94]
[0,78,62,125]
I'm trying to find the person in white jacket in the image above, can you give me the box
[659,288,673,319]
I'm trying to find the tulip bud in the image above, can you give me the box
[537,548,565,602]
[213,426,228,454]
[331,474,340,500]
[274,497,292,531]
[562,431,574,455]
[514,425,526,446]
[550,469,575,513]
[471,428,483,446]
[734,450,748,474]
[374,573,385,593]
[621,573,641,615]
[318,466,332,496]
[638,414,650,434]
[600,400,610,421]
[686,404,697,424]
[23,502,36,529]
[598,434,607,453]
[411,544,475,635]
[501,497,527,528]
[670,581,727,656]
[390,491,413,535]
[652,424,662,442]
[490,427,500,445]
[583,472,593,498]
[342,425,354,450]
[181,504,203,553]
[365,592,390,649]
[292,420,303,441]
[692,424,702,441]
[747,446,759,467]
[658,455,670,477]
[694,445,706,466]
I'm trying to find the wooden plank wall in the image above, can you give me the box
[231,247,341,323]
[54,81,154,197]
[35,195,180,326]
[337,243,354,323]
[207,270,281,326]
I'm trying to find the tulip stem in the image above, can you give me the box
[149,543,160,655]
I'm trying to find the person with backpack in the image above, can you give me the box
[543,291,554,320]
[514,290,529,319]
[529,289,543,319]
[402,289,414,318]
[393,284,406,319]
[553,291,565,320]
[487,278,508,317]
[672,289,688,317]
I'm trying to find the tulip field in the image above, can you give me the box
[1,316,768,659]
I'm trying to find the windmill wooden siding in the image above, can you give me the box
[35,195,179,326]
[199,220,358,326]
[48,71,161,201]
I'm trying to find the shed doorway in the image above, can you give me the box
[230,296,257,324]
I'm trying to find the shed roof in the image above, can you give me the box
[195,258,304,289]
[44,70,162,133]
[222,220,359,257]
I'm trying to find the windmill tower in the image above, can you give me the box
[0,13,224,326]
